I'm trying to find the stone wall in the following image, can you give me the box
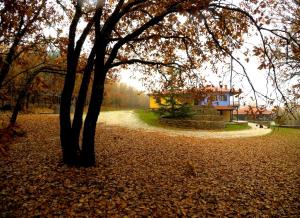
[159,106,227,129]
[160,118,225,129]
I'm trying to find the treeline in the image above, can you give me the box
[0,76,149,112]
[102,83,148,109]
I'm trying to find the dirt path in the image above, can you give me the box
[99,110,272,138]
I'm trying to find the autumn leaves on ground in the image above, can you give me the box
[0,115,300,217]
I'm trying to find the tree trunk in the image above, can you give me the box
[10,74,35,125]
[80,34,106,167]
[0,39,20,89]
[81,70,106,167]
[10,90,25,126]
[59,4,90,166]
[59,56,80,165]
[78,5,107,167]
[71,47,95,152]
[59,73,79,165]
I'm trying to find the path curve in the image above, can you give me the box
[99,110,272,139]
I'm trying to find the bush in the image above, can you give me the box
[275,108,300,126]
[158,103,194,118]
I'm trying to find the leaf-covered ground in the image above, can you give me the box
[1,115,300,217]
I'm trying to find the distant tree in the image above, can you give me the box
[102,82,148,109]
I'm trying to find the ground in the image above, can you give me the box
[1,114,300,217]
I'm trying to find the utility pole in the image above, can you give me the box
[230,57,233,91]
[230,57,234,121]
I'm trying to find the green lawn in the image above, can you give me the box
[224,123,252,131]
[135,109,252,131]
[135,109,161,127]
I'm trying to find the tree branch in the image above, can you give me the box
[110,58,182,69]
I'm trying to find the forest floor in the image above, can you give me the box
[1,115,300,217]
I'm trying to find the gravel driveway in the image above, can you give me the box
[98,110,272,139]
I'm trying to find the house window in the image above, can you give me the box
[219,95,227,101]
[155,96,161,104]
[207,95,216,102]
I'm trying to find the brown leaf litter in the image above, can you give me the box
[0,115,299,217]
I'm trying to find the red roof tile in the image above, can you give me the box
[233,107,274,115]
[215,106,235,110]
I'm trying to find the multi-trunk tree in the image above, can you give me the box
[60,0,272,167]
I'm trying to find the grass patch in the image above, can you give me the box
[135,109,161,127]
[270,126,300,137]
[224,123,251,131]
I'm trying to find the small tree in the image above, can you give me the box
[156,66,193,118]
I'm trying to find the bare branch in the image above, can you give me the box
[110,59,182,69]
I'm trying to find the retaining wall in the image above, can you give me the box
[160,118,225,129]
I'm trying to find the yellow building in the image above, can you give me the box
[149,85,241,122]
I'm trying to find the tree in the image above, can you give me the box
[59,0,299,167]
[240,0,300,108]
[0,0,60,90]
[273,0,300,103]
[59,0,248,167]
[102,82,148,109]
[0,0,66,126]
[151,66,194,118]
[0,44,67,126]
[9,63,66,125]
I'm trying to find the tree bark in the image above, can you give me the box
[0,38,20,89]
[80,7,106,166]
[10,74,35,125]
[10,90,25,126]
[81,69,106,167]
[71,46,96,152]
[59,57,80,165]
[59,4,83,165]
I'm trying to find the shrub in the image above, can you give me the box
[158,102,194,118]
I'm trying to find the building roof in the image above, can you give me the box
[203,85,241,95]
[149,85,242,96]
[233,106,274,115]
[215,106,235,111]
